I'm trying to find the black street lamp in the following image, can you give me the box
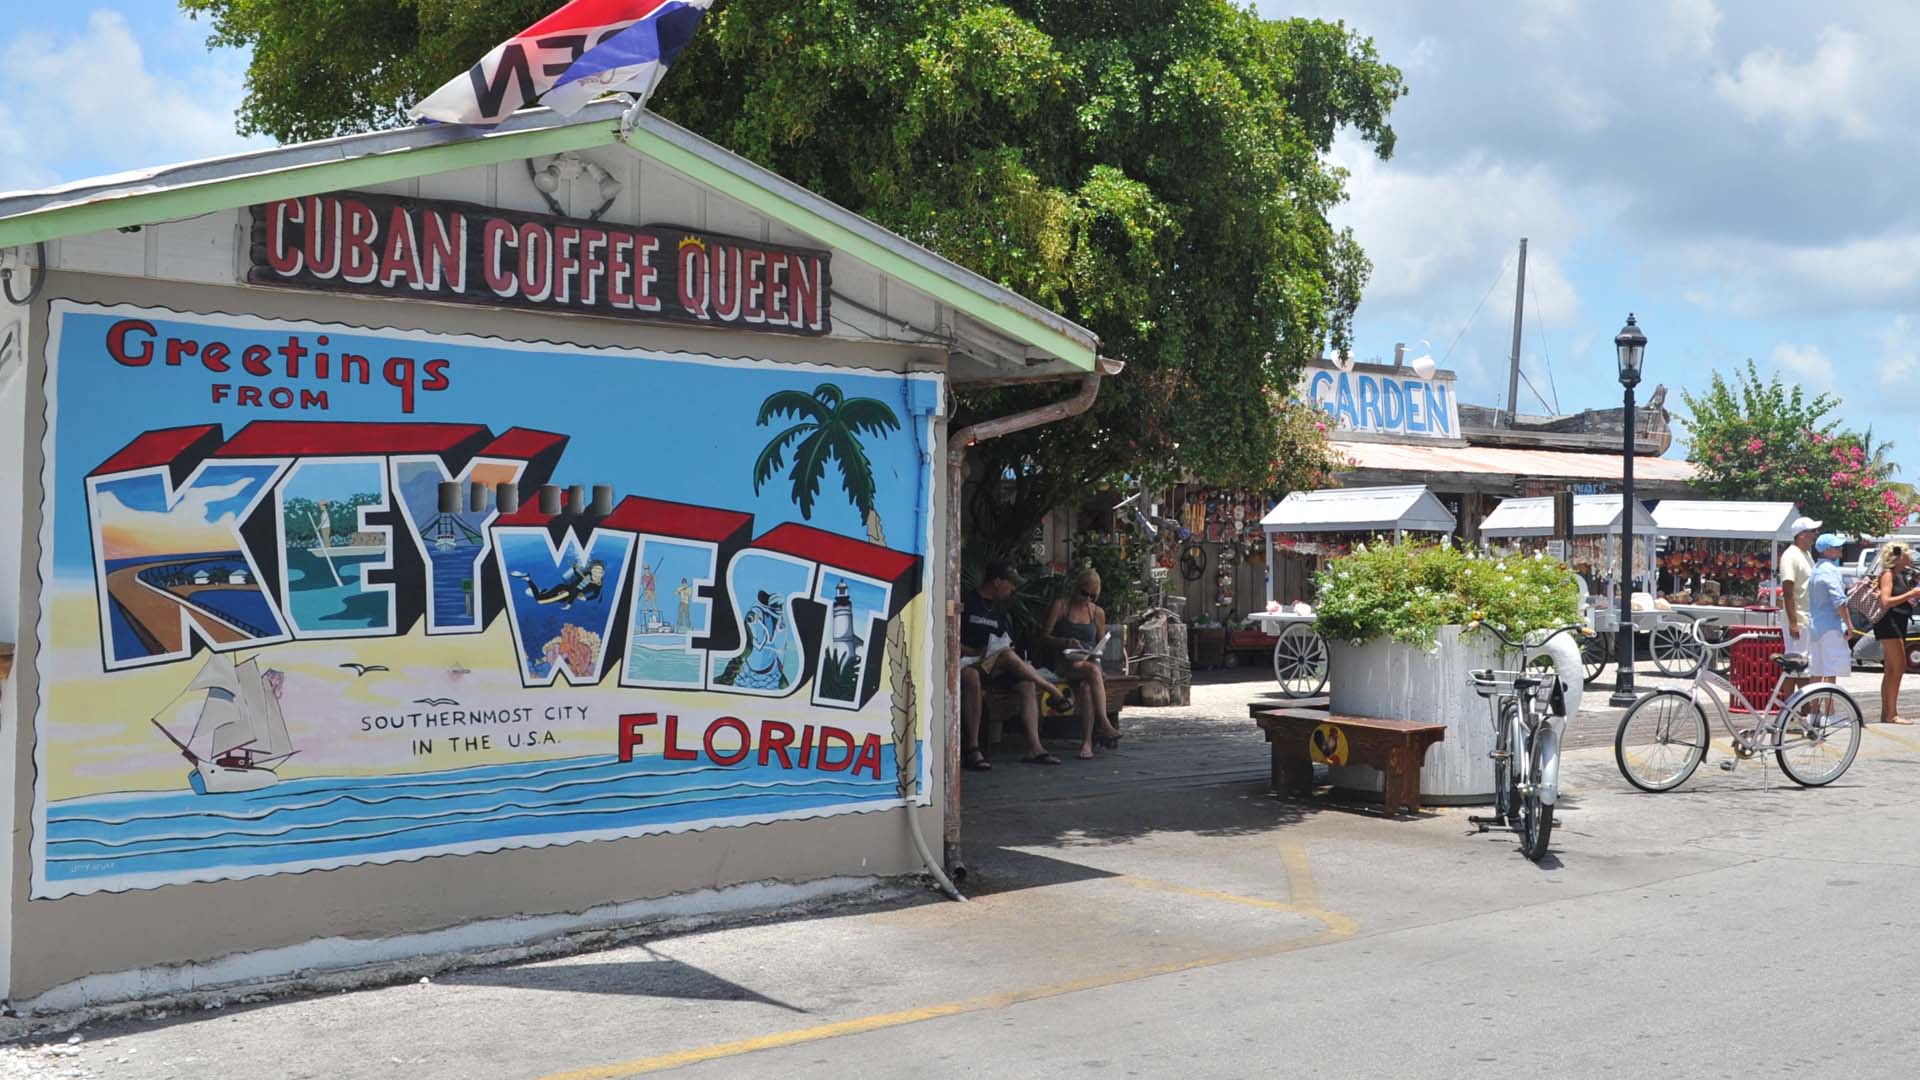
[1609,313,1648,707]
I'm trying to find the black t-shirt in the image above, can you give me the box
[962,589,1011,651]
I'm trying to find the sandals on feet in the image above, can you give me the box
[1021,752,1063,766]
[963,748,993,771]
[1094,732,1122,749]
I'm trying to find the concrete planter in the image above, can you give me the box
[1325,625,1502,805]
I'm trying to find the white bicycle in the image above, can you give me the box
[1468,623,1585,862]
[1614,622,1864,791]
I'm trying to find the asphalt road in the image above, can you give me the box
[8,672,1920,1079]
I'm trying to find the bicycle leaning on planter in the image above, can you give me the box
[1467,622,1590,862]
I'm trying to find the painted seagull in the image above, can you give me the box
[339,663,391,677]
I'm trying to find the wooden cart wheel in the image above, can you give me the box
[1179,542,1207,582]
[1581,631,1612,683]
[1649,618,1705,677]
[1272,622,1329,698]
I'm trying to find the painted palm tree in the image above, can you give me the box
[752,383,901,536]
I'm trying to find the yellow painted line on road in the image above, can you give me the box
[1864,724,1920,752]
[537,840,1354,1080]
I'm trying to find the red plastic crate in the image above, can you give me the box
[1229,630,1278,650]
[1726,623,1784,713]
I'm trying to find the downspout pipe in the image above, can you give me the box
[941,358,1121,884]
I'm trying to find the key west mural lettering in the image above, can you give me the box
[33,301,939,898]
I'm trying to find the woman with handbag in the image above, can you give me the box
[1871,541,1920,724]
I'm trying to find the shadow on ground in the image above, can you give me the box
[441,946,808,1011]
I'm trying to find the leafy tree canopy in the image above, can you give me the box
[1681,360,1912,538]
[182,0,1401,556]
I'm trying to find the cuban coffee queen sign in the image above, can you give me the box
[248,191,832,335]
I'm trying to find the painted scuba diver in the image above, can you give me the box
[715,590,793,690]
[510,559,606,610]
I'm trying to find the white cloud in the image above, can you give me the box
[1769,342,1837,394]
[0,10,267,194]
[1668,231,1920,318]
[1873,315,1918,388]
[1332,140,1592,329]
[1713,26,1877,141]
[1665,0,1721,58]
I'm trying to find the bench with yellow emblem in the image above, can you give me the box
[1247,704,1447,817]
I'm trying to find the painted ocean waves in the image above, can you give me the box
[43,748,904,895]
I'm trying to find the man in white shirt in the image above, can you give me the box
[1778,516,1820,695]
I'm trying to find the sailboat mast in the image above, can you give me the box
[1504,237,1528,428]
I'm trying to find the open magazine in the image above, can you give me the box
[959,632,1017,673]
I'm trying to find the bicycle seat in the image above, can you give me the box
[1771,653,1810,673]
[1512,675,1543,692]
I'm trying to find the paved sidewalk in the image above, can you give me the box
[7,667,1920,1078]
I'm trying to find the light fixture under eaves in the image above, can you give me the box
[1409,339,1437,379]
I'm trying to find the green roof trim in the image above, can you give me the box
[0,124,617,249]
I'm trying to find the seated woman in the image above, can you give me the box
[1041,568,1124,759]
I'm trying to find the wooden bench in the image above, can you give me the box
[985,673,1143,750]
[1249,705,1447,817]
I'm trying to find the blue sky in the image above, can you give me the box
[0,4,269,192]
[10,4,1915,476]
[1263,1,1920,472]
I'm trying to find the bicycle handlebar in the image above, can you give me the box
[1467,622,1587,651]
[1685,617,1765,652]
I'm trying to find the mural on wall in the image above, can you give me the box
[33,301,940,898]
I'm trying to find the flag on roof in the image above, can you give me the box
[410,0,713,127]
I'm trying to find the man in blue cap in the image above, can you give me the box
[1806,533,1853,684]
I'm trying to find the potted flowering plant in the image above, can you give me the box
[1311,539,1582,803]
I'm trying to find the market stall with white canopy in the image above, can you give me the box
[1644,500,1801,675]
[1481,494,1661,682]
[1254,485,1458,697]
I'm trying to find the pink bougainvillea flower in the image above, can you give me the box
[1746,437,1764,452]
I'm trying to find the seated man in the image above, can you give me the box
[960,560,1067,768]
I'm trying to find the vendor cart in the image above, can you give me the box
[1646,500,1800,677]
[1249,610,1328,697]
[1254,486,1458,699]
[1479,494,1658,683]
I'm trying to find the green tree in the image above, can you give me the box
[1681,360,1912,538]
[752,383,901,536]
[184,0,1401,557]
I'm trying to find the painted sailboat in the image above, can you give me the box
[151,654,299,794]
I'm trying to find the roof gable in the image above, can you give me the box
[0,103,1095,380]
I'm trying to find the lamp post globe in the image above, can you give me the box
[1609,313,1647,706]
[1615,314,1647,388]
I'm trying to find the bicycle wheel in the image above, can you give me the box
[1492,700,1516,826]
[1774,686,1864,787]
[1272,623,1329,699]
[1517,728,1554,861]
[1615,689,1710,792]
